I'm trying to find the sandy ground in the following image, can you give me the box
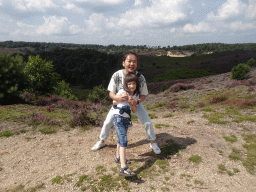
[1,69,256,191]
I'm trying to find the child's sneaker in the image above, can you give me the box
[150,143,161,154]
[91,141,105,150]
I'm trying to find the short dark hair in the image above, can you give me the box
[123,73,140,96]
[122,52,138,63]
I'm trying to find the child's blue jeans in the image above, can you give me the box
[99,103,156,141]
[113,114,130,147]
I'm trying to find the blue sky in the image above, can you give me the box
[0,0,255,47]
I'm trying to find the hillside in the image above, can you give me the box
[1,68,256,191]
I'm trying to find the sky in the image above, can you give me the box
[0,0,255,47]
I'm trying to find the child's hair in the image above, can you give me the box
[123,73,140,96]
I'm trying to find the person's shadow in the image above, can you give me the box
[124,133,197,182]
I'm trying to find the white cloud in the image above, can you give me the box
[183,21,215,33]
[74,0,125,5]
[207,0,247,21]
[134,0,142,6]
[14,0,57,11]
[230,20,256,31]
[202,2,206,6]
[117,0,190,28]
[246,0,256,19]
[170,28,176,33]
[84,13,115,32]
[63,2,85,13]
[36,16,83,35]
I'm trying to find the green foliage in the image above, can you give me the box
[24,55,60,95]
[0,53,27,102]
[52,176,64,185]
[53,80,77,100]
[246,58,255,67]
[154,68,215,82]
[87,85,108,103]
[223,135,238,143]
[161,84,168,92]
[0,130,14,137]
[231,63,251,80]
[188,155,202,163]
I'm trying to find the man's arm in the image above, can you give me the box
[109,91,128,103]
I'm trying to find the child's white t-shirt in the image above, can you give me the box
[112,89,139,118]
[107,70,148,95]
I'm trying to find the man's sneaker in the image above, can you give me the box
[150,143,161,154]
[91,141,105,150]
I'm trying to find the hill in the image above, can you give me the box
[1,68,256,191]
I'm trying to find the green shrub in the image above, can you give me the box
[87,85,108,103]
[161,84,168,92]
[247,58,255,67]
[0,53,27,102]
[24,55,60,95]
[53,80,77,100]
[231,63,251,80]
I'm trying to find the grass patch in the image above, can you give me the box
[201,107,213,112]
[131,113,138,121]
[52,176,64,185]
[96,165,106,174]
[39,127,56,134]
[155,124,169,128]
[0,130,14,137]
[153,68,214,82]
[233,168,240,173]
[0,167,3,171]
[217,149,223,154]
[25,136,33,141]
[180,174,192,179]
[228,147,242,161]
[223,135,238,143]
[77,175,89,187]
[160,139,185,158]
[163,113,173,118]
[28,183,45,192]
[187,120,195,124]
[194,179,204,185]
[232,115,256,123]
[202,113,228,124]
[189,107,195,111]
[242,134,256,174]
[20,129,26,133]
[155,159,169,173]
[6,184,25,192]
[148,113,158,119]
[217,164,227,173]
[188,155,202,164]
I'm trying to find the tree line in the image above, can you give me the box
[1,41,256,54]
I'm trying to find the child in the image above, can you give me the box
[112,73,139,176]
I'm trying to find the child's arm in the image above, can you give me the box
[128,96,138,113]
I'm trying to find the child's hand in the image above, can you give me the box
[128,96,136,106]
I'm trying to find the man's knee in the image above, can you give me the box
[144,122,153,130]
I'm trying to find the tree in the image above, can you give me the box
[0,53,27,102]
[231,63,251,80]
[246,58,255,67]
[24,55,60,95]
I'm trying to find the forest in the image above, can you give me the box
[1,41,256,90]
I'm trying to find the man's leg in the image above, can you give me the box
[91,109,114,150]
[134,103,161,154]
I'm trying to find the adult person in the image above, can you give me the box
[91,52,161,154]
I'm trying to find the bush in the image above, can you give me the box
[0,53,27,102]
[53,80,77,100]
[231,63,251,80]
[161,84,168,92]
[24,55,60,95]
[247,58,255,67]
[87,85,108,103]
